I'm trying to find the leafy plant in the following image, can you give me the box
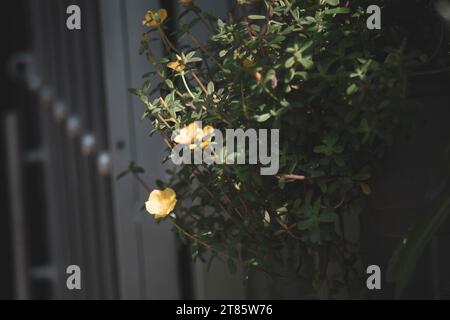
[131,0,430,298]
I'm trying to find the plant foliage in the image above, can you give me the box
[131,0,436,298]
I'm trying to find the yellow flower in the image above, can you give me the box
[179,0,193,4]
[173,123,215,149]
[173,122,203,148]
[142,9,168,27]
[167,60,186,73]
[201,125,215,149]
[243,58,254,68]
[145,188,177,219]
[243,58,262,81]
[253,71,262,81]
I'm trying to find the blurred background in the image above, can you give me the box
[0,0,247,300]
[1,0,450,300]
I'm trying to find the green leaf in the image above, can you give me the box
[299,56,314,70]
[254,113,271,123]
[165,79,174,89]
[299,40,314,53]
[324,7,350,15]
[207,81,215,95]
[189,57,203,63]
[116,170,130,181]
[313,145,328,154]
[128,88,141,96]
[387,195,450,298]
[346,83,359,96]
[248,15,266,20]
[128,161,145,174]
[285,57,296,68]
[321,0,340,6]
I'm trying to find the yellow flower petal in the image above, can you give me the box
[142,10,155,27]
[145,188,177,219]
[144,11,152,21]
[174,123,201,144]
[174,132,192,145]
[200,141,210,149]
[174,123,215,149]
[253,71,262,81]
[142,8,168,27]
[157,9,168,23]
[167,60,186,73]
[243,58,254,68]
[201,125,215,148]
[174,122,203,144]
[243,59,262,80]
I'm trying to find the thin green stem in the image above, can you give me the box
[181,71,197,100]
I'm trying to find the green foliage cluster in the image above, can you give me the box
[132,0,427,298]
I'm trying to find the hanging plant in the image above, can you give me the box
[128,0,434,298]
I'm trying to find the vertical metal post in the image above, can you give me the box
[5,113,29,300]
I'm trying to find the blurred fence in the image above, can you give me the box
[1,0,235,300]
[1,0,246,301]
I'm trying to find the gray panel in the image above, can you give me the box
[99,0,181,299]
[5,114,29,300]
[28,0,119,299]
